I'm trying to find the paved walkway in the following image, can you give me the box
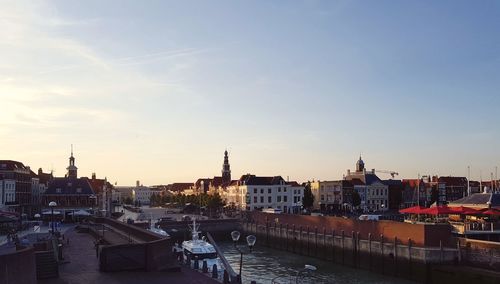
[39,227,219,284]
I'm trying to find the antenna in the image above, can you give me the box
[71,144,73,156]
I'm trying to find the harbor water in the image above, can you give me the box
[218,242,414,284]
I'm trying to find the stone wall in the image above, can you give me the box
[0,247,37,284]
[248,211,452,247]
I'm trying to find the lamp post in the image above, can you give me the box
[89,195,97,216]
[48,201,57,234]
[231,230,256,283]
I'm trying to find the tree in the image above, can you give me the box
[352,191,361,208]
[207,193,225,214]
[123,197,133,205]
[302,181,314,209]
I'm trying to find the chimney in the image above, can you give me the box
[38,168,43,175]
[136,180,140,187]
[371,168,375,174]
[92,172,96,180]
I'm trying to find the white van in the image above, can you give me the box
[358,214,381,221]
[262,208,282,214]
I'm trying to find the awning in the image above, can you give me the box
[420,206,456,215]
[481,209,500,216]
[399,206,425,214]
[449,206,480,215]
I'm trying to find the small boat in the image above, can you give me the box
[181,218,221,270]
[147,214,169,237]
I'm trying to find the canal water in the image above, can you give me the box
[219,242,415,284]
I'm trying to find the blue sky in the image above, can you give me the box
[1,0,499,185]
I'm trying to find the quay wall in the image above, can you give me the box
[243,219,500,283]
[248,211,452,247]
[0,246,37,284]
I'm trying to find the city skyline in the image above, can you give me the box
[1,1,499,184]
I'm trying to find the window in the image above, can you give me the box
[268,188,271,194]
[253,196,257,203]
[297,189,301,195]
[254,188,257,194]
[260,196,264,203]
[56,188,61,193]
[376,189,379,196]
[76,188,82,193]
[284,188,287,192]
[277,196,282,202]
[321,195,324,201]
[278,187,281,192]
[261,188,264,194]
[284,196,287,202]
[268,196,272,203]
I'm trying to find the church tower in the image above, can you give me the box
[221,149,231,186]
[66,144,78,179]
[356,155,365,173]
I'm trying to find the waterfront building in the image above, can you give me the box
[438,176,468,203]
[42,150,96,219]
[0,160,33,216]
[88,173,114,216]
[115,186,134,202]
[130,181,162,205]
[310,180,343,212]
[344,156,389,212]
[384,179,403,210]
[224,174,304,212]
[0,175,16,212]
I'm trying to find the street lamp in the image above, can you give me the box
[89,195,97,216]
[49,201,57,234]
[231,230,256,283]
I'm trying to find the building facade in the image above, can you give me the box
[310,180,343,212]
[224,174,304,213]
[41,150,96,219]
[0,160,33,216]
[344,156,389,212]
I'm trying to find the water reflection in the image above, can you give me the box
[218,242,414,284]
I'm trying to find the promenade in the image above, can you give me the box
[38,227,218,284]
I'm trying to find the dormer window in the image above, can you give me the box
[67,182,72,187]
[76,188,82,193]
[56,188,62,193]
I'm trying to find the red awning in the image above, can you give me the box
[399,206,425,214]
[481,209,500,216]
[420,206,456,215]
[449,206,481,215]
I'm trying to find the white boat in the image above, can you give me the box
[148,223,169,236]
[147,214,169,237]
[181,219,221,270]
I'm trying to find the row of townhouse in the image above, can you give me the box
[223,174,304,214]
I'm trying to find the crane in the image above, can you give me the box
[374,170,399,178]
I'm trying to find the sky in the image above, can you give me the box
[1,0,499,185]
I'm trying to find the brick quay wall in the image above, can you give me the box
[243,212,500,283]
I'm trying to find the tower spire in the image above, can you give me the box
[222,149,231,187]
[71,144,73,157]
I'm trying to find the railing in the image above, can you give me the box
[206,232,238,283]
[449,222,500,234]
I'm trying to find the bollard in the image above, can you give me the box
[202,260,208,273]
[194,259,199,269]
[223,270,229,284]
[212,264,218,278]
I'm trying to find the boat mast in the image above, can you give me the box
[417,173,420,207]
[467,166,470,197]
